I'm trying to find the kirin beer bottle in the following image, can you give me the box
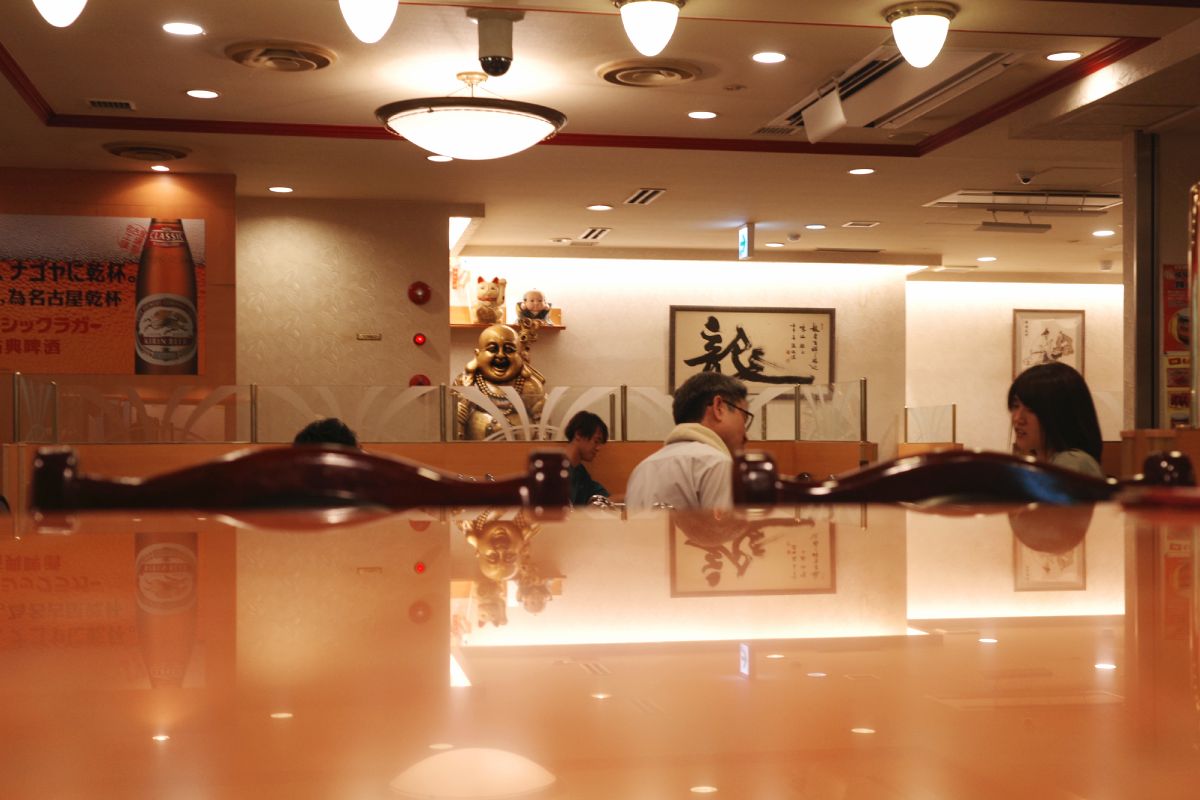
[134,218,198,374]
[134,531,198,688]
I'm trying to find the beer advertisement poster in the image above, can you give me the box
[0,214,206,374]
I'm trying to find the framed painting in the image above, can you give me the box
[1012,309,1084,378]
[669,305,835,392]
[1013,536,1086,591]
[669,515,836,597]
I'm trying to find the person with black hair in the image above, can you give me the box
[1008,362,1104,477]
[625,372,751,511]
[293,417,360,448]
[564,411,610,505]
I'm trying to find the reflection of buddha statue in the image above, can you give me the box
[454,324,546,440]
[462,509,540,582]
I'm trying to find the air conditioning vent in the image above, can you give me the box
[816,247,883,253]
[568,240,597,247]
[88,99,136,111]
[103,142,191,162]
[624,188,665,205]
[926,189,1121,215]
[762,46,1020,137]
[841,221,880,229]
[753,126,799,136]
[226,40,337,72]
[579,227,611,241]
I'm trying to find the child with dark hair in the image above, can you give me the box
[293,417,360,448]
[1007,362,1104,477]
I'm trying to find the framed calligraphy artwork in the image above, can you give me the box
[1013,536,1086,591]
[669,515,836,597]
[669,306,835,392]
[1012,309,1084,378]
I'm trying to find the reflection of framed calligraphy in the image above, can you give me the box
[1013,537,1086,591]
[669,515,836,597]
[1012,309,1084,379]
[669,306,835,392]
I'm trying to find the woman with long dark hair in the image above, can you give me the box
[1007,362,1104,477]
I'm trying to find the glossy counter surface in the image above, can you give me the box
[1,503,1196,799]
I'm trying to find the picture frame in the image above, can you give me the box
[669,516,837,597]
[669,305,835,392]
[1012,309,1085,378]
[1013,537,1086,591]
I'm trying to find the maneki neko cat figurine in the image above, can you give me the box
[472,276,506,324]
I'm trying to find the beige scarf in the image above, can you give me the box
[663,422,730,458]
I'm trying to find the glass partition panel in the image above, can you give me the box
[905,404,957,443]
[797,380,864,441]
[1092,389,1121,441]
[15,375,249,443]
[254,384,443,443]
[623,385,675,442]
[447,384,622,442]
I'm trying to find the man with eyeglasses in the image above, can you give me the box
[625,372,751,511]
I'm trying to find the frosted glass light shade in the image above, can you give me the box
[885,4,957,69]
[618,0,683,58]
[338,0,398,44]
[33,0,88,27]
[376,98,567,161]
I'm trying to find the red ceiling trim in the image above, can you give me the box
[0,40,51,124]
[916,35,1156,155]
[0,33,1159,160]
[545,133,920,157]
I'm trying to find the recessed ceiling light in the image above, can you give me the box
[752,51,787,63]
[805,224,827,230]
[1046,51,1082,62]
[150,165,170,173]
[268,186,294,193]
[976,256,997,262]
[152,734,171,742]
[978,637,998,644]
[850,727,876,735]
[764,242,784,248]
[1094,662,1117,671]
[591,692,612,700]
[690,787,719,795]
[186,89,219,99]
[1092,229,1116,237]
[428,743,454,750]
[269,712,294,720]
[806,671,828,678]
[587,204,614,211]
[427,155,454,163]
[765,653,785,659]
[688,111,718,119]
[162,22,204,36]
[848,168,875,175]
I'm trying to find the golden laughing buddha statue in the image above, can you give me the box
[454,323,546,440]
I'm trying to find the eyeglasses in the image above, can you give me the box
[723,398,755,430]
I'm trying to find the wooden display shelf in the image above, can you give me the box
[450,306,563,328]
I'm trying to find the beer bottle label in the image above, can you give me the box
[135,292,197,366]
[135,542,197,614]
[147,226,187,247]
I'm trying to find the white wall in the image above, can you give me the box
[906,280,1124,453]
[459,257,912,457]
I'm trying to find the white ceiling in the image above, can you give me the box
[1,0,1199,273]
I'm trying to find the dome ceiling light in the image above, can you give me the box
[884,3,958,69]
[615,0,685,58]
[32,0,87,27]
[338,0,399,44]
[376,72,567,161]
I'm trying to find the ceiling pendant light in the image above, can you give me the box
[339,0,399,44]
[375,72,567,161]
[32,0,88,27]
[615,0,685,58]
[884,3,957,69]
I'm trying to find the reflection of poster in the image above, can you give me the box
[1163,264,1190,350]
[669,305,835,392]
[670,516,836,597]
[0,214,206,373]
[1163,353,1191,427]
[1013,537,1086,591]
[1012,309,1084,378]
